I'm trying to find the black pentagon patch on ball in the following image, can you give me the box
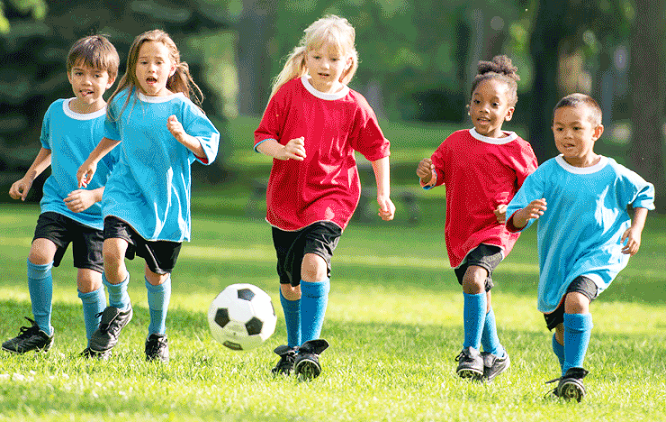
[214,308,230,327]
[223,341,243,351]
[245,317,263,335]
[237,288,255,301]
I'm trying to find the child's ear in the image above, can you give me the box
[592,124,604,141]
[504,107,515,122]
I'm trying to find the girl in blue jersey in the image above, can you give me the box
[506,94,654,401]
[77,29,219,362]
[3,35,119,358]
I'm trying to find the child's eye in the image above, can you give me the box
[473,99,480,104]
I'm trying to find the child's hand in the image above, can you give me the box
[64,189,96,213]
[9,178,32,201]
[377,195,396,221]
[77,160,97,188]
[512,198,547,228]
[416,158,434,182]
[278,137,306,161]
[621,226,642,256]
[167,115,186,142]
[494,204,507,224]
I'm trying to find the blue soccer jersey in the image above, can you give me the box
[39,98,117,230]
[506,155,655,313]
[102,89,219,242]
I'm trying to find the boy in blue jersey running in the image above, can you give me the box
[3,35,119,358]
[505,93,654,402]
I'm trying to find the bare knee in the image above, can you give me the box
[103,239,128,282]
[301,253,327,282]
[564,292,590,314]
[462,266,487,295]
[281,284,301,301]
[77,268,103,293]
[145,264,170,286]
[28,239,57,265]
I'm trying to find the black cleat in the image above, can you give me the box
[455,346,484,380]
[482,350,510,382]
[271,345,298,375]
[294,339,329,380]
[80,347,111,360]
[546,367,589,402]
[89,304,133,353]
[2,317,53,354]
[145,333,169,363]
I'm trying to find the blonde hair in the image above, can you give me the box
[108,29,204,117]
[269,15,358,99]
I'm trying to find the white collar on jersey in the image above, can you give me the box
[137,91,185,103]
[555,154,609,174]
[301,75,350,101]
[62,98,107,120]
[469,128,518,145]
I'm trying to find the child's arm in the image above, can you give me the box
[509,198,547,229]
[167,115,207,158]
[621,207,648,256]
[64,187,104,213]
[77,137,120,188]
[256,137,306,161]
[371,156,395,221]
[9,148,52,201]
[416,158,435,184]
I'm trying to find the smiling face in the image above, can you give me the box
[468,78,515,138]
[67,61,114,113]
[304,42,351,94]
[552,105,604,167]
[134,40,176,97]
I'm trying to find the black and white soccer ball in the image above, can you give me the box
[207,283,277,351]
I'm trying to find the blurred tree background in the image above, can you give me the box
[1,0,665,209]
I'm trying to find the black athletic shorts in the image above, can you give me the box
[454,244,503,292]
[544,275,598,330]
[103,216,181,275]
[33,211,104,272]
[272,221,342,286]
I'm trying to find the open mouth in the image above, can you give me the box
[80,90,94,97]
[146,76,158,84]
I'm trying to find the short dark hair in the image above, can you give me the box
[553,93,603,126]
[66,35,120,79]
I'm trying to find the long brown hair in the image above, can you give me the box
[108,29,204,118]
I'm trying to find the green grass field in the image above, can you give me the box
[1,117,664,421]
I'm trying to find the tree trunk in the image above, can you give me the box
[237,0,278,115]
[629,0,666,212]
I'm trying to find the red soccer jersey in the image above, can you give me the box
[254,76,390,231]
[424,129,537,268]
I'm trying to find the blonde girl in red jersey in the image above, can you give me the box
[254,15,395,379]
[417,56,538,382]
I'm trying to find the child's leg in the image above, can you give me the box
[27,239,57,335]
[552,328,565,369]
[102,238,131,310]
[300,253,330,343]
[462,266,488,350]
[562,292,593,375]
[76,269,105,340]
[480,291,505,357]
[280,284,301,348]
[145,265,171,336]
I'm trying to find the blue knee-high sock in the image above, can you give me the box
[552,333,565,369]
[463,292,486,350]
[78,285,106,340]
[103,273,130,311]
[300,278,330,344]
[146,276,171,336]
[480,307,504,357]
[562,313,593,375]
[27,259,54,335]
[279,290,301,348]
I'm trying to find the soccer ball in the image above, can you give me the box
[207,283,277,351]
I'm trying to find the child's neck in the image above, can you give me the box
[69,98,105,114]
[563,153,601,168]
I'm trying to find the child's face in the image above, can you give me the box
[135,40,176,97]
[304,43,351,94]
[469,78,515,138]
[67,61,115,110]
[552,105,604,167]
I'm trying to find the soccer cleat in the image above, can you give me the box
[271,345,298,375]
[1,317,54,354]
[482,350,510,382]
[455,346,484,379]
[89,304,133,353]
[294,339,329,380]
[145,333,169,363]
[546,367,589,402]
[80,347,111,360]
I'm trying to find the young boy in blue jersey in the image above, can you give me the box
[505,93,654,402]
[3,35,119,358]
